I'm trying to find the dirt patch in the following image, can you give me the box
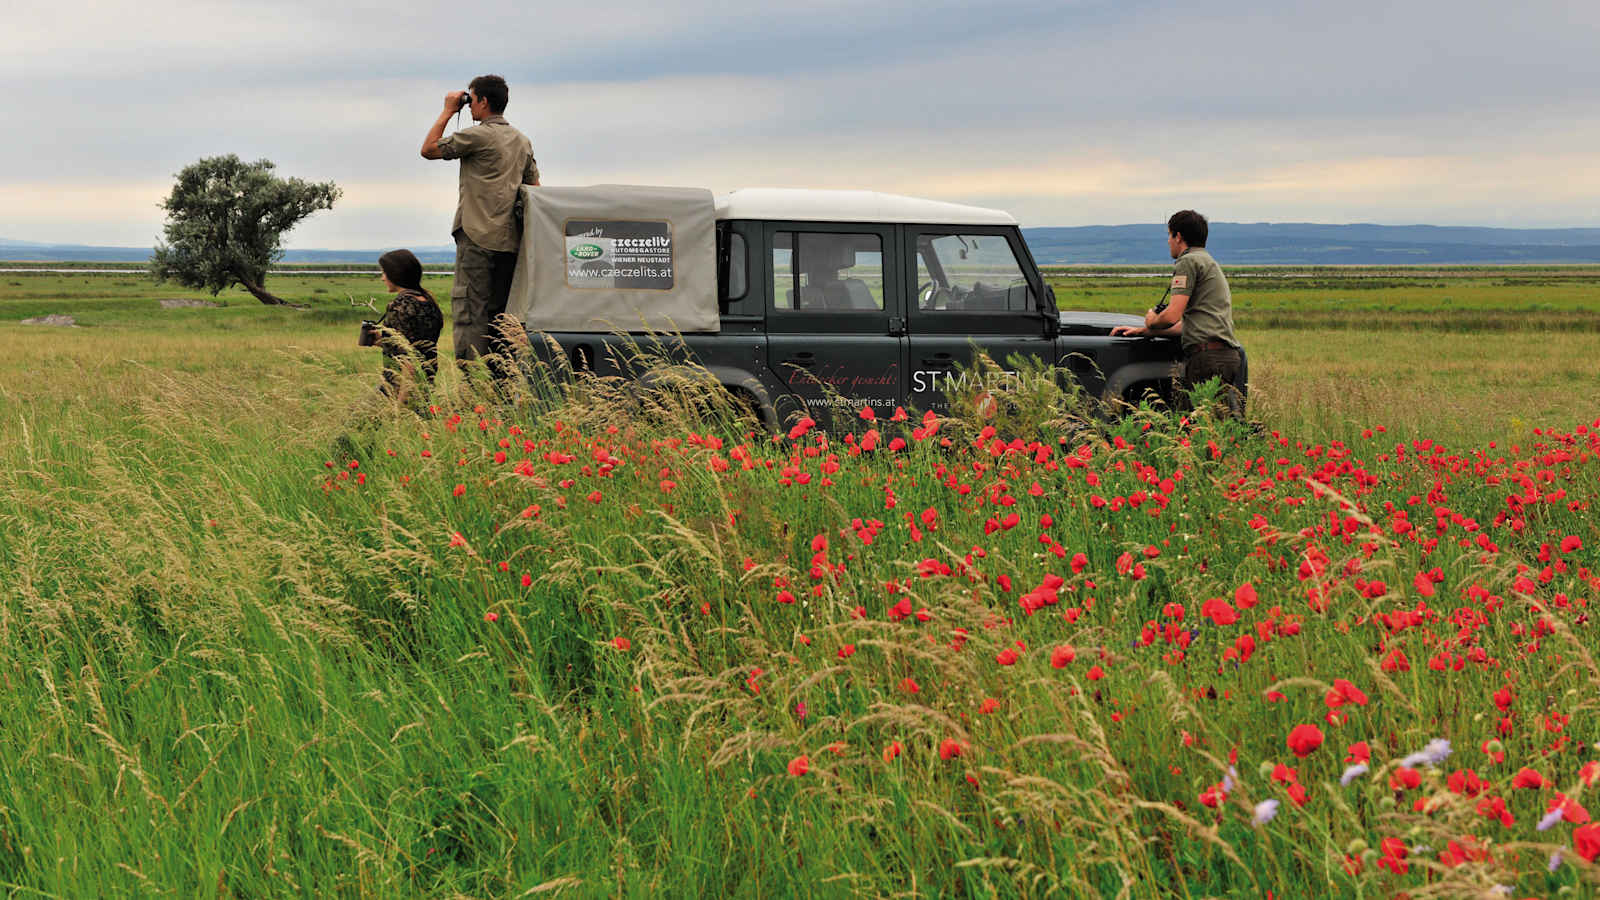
[158,298,224,309]
[21,314,77,327]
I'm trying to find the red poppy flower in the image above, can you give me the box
[1344,741,1370,764]
[1325,678,1369,709]
[1550,793,1592,825]
[1376,837,1408,874]
[1575,823,1600,862]
[612,636,631,651]
[1050,645,1075,668]
[900,677,920,694]
[995,648,1018,666]
[1287,782,1308,808]
[1579,760,1600,787]
[939,739,965,760]
[1286,724,1324,758]
[1390,767,1421,791]
[883,740,903,762]
[787,755,809,776]
[1511,767,1547,789]
[837,644,856,659]
[1229,582,1258,610]
[1086,664,1106,681]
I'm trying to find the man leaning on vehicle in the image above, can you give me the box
[1112,210,1243,419]
[420,74,540,380]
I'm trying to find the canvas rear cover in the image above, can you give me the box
[506,185,719,333]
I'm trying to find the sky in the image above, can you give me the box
[5,0,1599,248]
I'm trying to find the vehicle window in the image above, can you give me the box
[726,231,746,301]
[915,233,1032,313]
[772,232,884,311]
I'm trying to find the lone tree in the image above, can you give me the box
[151,155,340,306]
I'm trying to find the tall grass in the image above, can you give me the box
[2,328,1597,896]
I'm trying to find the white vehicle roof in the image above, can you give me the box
[714,188,1018,226]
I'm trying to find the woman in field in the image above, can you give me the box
[373,248,443,405]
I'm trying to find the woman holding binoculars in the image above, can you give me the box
[369,248,443,407]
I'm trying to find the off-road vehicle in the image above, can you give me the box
[506,185,1202,430]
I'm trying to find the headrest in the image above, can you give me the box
[800,242,857,273]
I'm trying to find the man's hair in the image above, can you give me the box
[469,75,509,114]
[1167,210,1208,248]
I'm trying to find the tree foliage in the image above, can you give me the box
[150,155,339,305]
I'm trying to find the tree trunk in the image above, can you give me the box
[236,275,291,306]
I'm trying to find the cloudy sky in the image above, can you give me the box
[5,0,1599,248]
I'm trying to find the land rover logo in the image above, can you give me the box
[569,243,603,260]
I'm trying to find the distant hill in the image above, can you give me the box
[1023,223,1600,265]
[5,224,1600,265]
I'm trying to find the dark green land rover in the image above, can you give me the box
[505,185,1192,431]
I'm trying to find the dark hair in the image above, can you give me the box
[379,249,429,298]
[1167,210,1208,248]
[469,74,509,114]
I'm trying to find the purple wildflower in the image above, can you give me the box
[1251,799,1280,827]
[1398,738,1452,769]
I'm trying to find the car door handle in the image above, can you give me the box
[782,353,816,368]
[920,355,956,368]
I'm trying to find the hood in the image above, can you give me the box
[1056,310,1149,336]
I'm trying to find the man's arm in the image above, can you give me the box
[421,91,469,160]
[523,155,541,187]
[1111,318,1185,337]
[1145,293,1189,330]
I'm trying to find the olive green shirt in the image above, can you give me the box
[436,115,539,252]
[1170,247,1237,351]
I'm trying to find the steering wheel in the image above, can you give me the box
[918,281,943,309]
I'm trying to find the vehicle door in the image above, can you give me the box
[763,223,905,430]
[903,226,1054,415]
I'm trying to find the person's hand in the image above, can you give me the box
[1110,325,1147,337]
[446,90,468,111]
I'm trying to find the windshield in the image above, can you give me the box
[916,233,1032,312]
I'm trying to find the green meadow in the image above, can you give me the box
[0,268,1598,896]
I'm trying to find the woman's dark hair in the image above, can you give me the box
[1167,210,1208,248]
[379,249,430,299]
[469,74,509,114]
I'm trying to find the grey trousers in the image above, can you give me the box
[451,230,518,367]
[1179,347,1245,420]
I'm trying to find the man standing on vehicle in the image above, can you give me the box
[1111,210,1243,418]
[421,74,540,381]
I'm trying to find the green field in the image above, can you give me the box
[1,269,1598,896]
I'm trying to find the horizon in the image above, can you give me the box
[7,219,1600,254]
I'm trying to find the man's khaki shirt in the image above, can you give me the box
[1170,247,1237,352]
[436,115,539,252]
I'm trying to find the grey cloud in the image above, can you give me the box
[6,0,1600,245]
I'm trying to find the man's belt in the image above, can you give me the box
[1184,340,1236,357]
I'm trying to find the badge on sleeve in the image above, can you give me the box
[1170,274,1188,291]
